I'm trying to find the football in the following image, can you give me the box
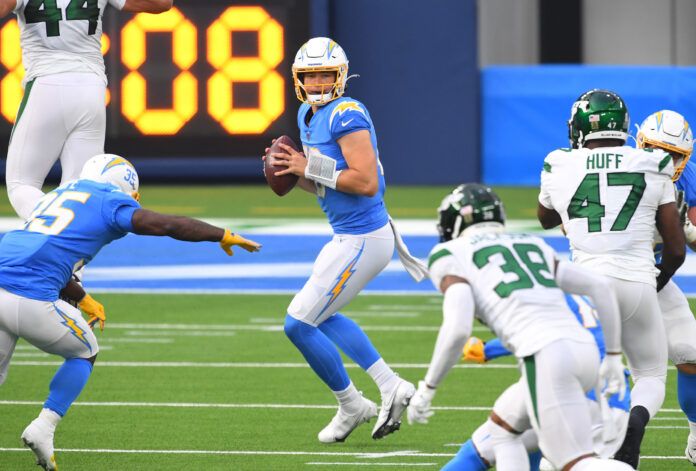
[264,135,300,196]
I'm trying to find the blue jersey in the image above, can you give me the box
[0,180,140,301]
[676,159,696,206]
[298,96,389,234]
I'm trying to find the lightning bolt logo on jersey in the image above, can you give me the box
[298,96,388,235]
[0,179,140,301]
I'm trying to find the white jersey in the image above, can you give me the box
[539,146,675,286]
[13,0,125,86]
[428,230,593,358]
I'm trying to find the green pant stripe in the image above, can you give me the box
[524,356,539,424]
[9,78,36,144]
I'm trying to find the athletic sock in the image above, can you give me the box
[284,314,350,391]
[333,382,363,414]
[366,358,400,396]
[43,358,93,417]
[38,408,61,429]
[614,405,650,468]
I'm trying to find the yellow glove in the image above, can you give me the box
[220,229,261,256]
[462,337,486,363]
[78,294,105,332]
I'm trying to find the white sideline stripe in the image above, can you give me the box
[306,463,437,467]
[0,400,491,411]
[98,322,492,333]
[0,448,686,461]
[0,401,684,414]
[0,447,455,458]
[4,361,515,370]
[87,288,438,296]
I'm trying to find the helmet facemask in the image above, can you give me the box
[292,65,348,105]
[637,110,693,181]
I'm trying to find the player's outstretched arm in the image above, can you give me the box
[121,0,172,13]
[656,201,686,290]
[130,209,261,254]
[0,0,16,18]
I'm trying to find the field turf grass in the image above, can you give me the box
[0,293,692,470]
[0,185,693,469]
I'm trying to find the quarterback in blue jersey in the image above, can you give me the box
[0,154,260,470]
[636,110,696,466]
[268,37,428,443]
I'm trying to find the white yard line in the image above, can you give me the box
[0,400,685,415]
[0,447,686,461]
[306,463,437,467]
[7,360,517,369]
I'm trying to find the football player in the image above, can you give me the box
[0,0,172,221]
[636,109,696,464]
[0,154,260,470]
[537,89,686,468]
[407,184,631,471]
[267,37,428,442]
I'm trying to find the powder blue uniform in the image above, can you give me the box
[676,160,696,205]
[0,179,140,301]
[298,96,388,234]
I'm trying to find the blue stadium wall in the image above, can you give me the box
[483,66,696,186]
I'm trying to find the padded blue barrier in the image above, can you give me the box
[482,66,696,186]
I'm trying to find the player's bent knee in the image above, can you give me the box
[284,314,314,342]
[671,344,696,367]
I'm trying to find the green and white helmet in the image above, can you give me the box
[437,183,505,242]
[568,89,629,148]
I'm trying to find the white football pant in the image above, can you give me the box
[6,72,106,220]
[658,279,696,366]
[287,223,394,326]
[609,277,667,417]
[486,338,600,469]
[0,288,98,386]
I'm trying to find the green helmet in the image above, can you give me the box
[437,183,505,242]
[568,89,629,148]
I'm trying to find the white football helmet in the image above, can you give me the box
[80,154,140,201]
[637,110,693,181]
[292,37,349,105]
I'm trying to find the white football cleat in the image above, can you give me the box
[21,417,57,470]
[372,378,416,439]
[686,433,696,464]
[318,397,378,443]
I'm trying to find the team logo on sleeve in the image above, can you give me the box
[329,101,365,128]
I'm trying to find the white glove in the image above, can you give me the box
[599,354,626,401]
[407,381,436,425]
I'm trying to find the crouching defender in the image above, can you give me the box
[0,154,260,470]
[407,184,632,471]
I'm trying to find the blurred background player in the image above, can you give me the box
[0,0,172,220]
[0,153,260,470]
[407,183,630,471]
[268,37,428,442]
[636,109,696,464]
[537,89,686,468]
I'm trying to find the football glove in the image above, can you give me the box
[407,381,436,425]
[220,229,261,256]
[599,353,626,401]
[78,294,105,332]
[462,337,486,363]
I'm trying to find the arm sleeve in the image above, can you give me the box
[555,260,621,353]
[108,0,126,10]
[484,338,512,361]
[423,282,475,388]
[101,192,141,233]
[329,102,371,141]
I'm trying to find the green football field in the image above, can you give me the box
[0,185,693,470]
